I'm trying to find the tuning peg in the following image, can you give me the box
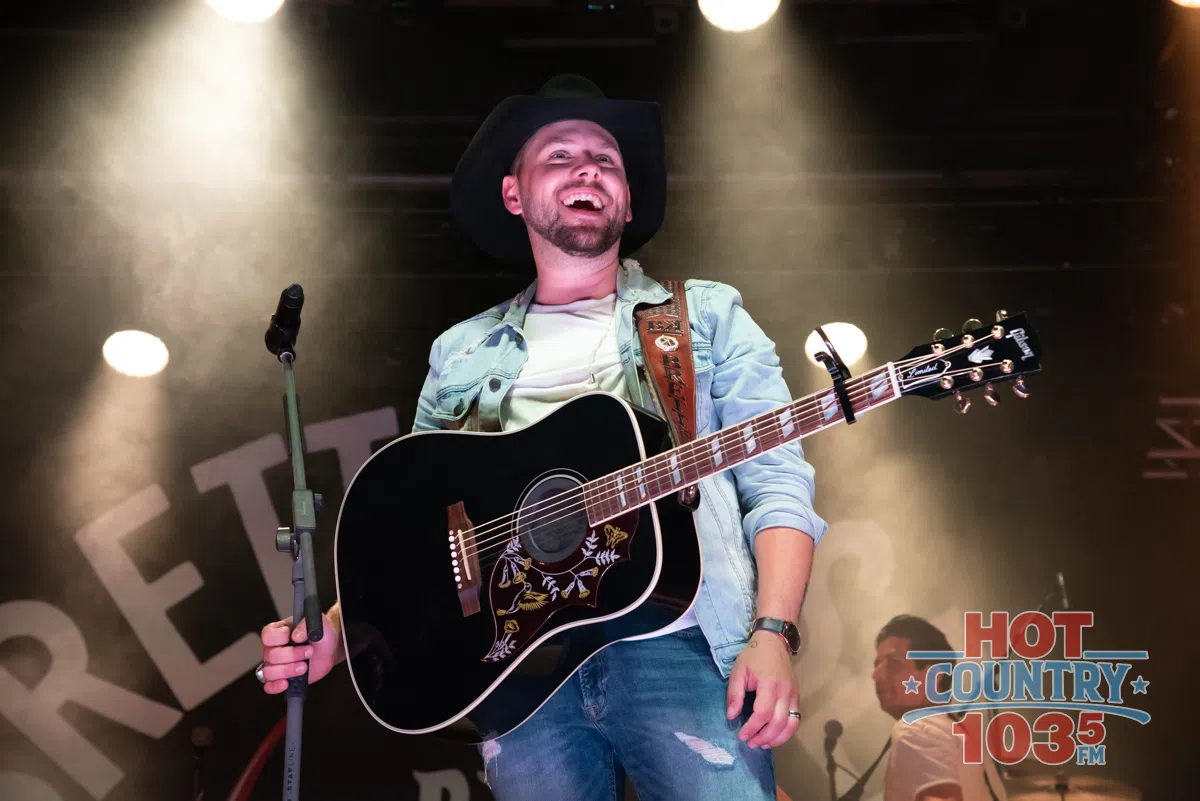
[955,391,971,414]
[934,327,954,341]
[995,310,1009,322]
[984,384,999,406]
[1013,378,1030,399]
[963,318,983,334]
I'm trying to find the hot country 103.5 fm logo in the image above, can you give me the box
[900,611,1150,767]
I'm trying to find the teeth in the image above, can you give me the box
[563,192,604,209]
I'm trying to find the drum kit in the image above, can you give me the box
[1006,772,1141,801]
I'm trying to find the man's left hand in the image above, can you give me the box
[726,630,801,749]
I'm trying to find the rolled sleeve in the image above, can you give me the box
[702,281,829,550]
[412,336,443,433]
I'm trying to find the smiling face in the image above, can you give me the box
[501,119,634,259]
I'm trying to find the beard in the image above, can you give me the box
[523,193,626,258]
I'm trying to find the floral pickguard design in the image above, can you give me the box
[482,513,639,663]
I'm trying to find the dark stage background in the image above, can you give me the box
[0,2,1196,801]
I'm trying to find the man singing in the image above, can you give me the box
[257,74,828,801]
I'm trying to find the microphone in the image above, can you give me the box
[264,284,305,359]
[824,719,843,757]
[1055,572,1069,610]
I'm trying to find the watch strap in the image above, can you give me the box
[751,616,800,654]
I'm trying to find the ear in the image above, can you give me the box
[504,172,528,215]
[624,187,633,223]
[501,175,523,217]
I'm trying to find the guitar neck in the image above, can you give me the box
[583,362,902,524]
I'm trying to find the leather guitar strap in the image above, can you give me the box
[634,280,700,507]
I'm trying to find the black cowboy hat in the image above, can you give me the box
[450,74,666,267]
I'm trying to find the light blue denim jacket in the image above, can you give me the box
[412,259,828,677]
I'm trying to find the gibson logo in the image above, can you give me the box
[901,360,949,383]
[1007,327,1035,361]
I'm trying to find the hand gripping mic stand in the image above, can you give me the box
[264,284,324,801]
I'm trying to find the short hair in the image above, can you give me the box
[876,615,955,669]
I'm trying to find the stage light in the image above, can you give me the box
[1172,0,1200,7]
[103,331,170,377]
[805,323,867,368]
[205,0,286,24]
[699,0,780,32]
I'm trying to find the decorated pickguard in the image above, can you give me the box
[483,511,640,663]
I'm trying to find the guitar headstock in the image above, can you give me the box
[894,311,1043,412]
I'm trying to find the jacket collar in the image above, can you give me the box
[500,258,670,332]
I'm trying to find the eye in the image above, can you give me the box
[550,151,569,159]
[596,154,612,164]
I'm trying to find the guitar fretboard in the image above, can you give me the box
[582,363,901,524]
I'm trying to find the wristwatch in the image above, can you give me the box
[751,617,801,655]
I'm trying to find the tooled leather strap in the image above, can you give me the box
[634,279,697,450]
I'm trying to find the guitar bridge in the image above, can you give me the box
[448,502,482,617]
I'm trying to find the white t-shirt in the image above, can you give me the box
[884,715,1007,801]
[501,293,698,634]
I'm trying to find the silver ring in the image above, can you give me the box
[255,661,267,684]
[788,710,801,719]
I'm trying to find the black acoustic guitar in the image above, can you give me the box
[332,314,1043,744]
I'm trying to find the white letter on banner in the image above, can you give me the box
[74,485,260,710]
[413,769,470,801]
[190,434,291,618]
[304,408,399,493]
[0,601,181,799]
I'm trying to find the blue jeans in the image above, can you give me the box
[478,628,777,801]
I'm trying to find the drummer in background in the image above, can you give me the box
[872,615,1008,801]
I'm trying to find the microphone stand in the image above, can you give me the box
[827,754,862,801]
[833,739,889,801]
[264,284,325,801]
[827,748,838,801]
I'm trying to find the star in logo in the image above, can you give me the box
[1130,675,1150,695]
[903,675,922,695]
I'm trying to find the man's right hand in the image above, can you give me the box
[259,612,342,695]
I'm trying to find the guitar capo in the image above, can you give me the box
[812,326,856,425]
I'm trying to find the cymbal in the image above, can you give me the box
[1006,774,1140,801]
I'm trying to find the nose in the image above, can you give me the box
[575,154,602,181]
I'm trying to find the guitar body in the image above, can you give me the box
[333,392,702,744]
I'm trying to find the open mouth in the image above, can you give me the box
[561,191,606,212]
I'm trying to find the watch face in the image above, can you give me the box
[784,625,800,652]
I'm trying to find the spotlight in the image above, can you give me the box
[1172,0,1200,7]
[699,0,780,32]
[103,331,170,377]
[805,323,867,368]
[206,0,286,24]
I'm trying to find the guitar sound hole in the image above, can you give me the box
[516,473,589,564]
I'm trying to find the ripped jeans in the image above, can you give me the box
[478,627,776,801]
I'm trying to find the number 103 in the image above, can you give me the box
[952,711,1107,766]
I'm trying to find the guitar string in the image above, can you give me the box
[455,368,888,562]
[453,343,961,557]
[456,339,1002,566]
[455,342,1000,565]
[451,335,1006,563]
[460,359,1009,580]
[458,356,1012,569]
[455,356,998,568]
[542,333,1003,517]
